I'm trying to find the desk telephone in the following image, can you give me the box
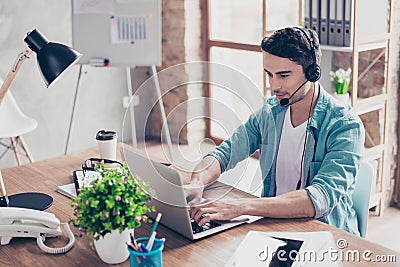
[0,207,75,254]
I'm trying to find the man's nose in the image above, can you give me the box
[266,76,280,90]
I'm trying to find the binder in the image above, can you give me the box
[328,0,336,45]
[335,0,344,46]
[304,0,312,29]
[343,0,353,46]
[320,0,329,45]
[311,0,320,36]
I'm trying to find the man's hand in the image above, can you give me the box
[189,189,316,226]
[189,199,244,226]
[183,182,204,206]
[184,155,221,206]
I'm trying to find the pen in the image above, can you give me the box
[149,213,162,239]
[126,241,136,251]
[146,231,157,251]
[127,241,142,265]
[89,57,110,67]
[130,232,139,250]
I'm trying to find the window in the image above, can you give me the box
[205,0,300,142]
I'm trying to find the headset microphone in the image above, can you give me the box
[279,79,309,107]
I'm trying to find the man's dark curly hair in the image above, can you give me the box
[261,27,321,74]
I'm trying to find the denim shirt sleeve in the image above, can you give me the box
[305,117,365,219]
[207,109,263,173]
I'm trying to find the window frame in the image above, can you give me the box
[205,0,269,144]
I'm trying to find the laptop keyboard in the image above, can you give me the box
[191,219,221,234]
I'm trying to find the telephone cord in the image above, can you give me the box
[36,223,75,254]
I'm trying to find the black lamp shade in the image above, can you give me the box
[24,29,81,87]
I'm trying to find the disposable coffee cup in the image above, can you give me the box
[96,130,117,160]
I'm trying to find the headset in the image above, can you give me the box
[279,27,321,107]
[295,27,321,83]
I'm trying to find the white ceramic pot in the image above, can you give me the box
[333,92,350,107]
[94,229,131,264]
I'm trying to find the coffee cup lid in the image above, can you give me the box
[96,130,117,141]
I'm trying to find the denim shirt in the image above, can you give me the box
[208,85,365,235]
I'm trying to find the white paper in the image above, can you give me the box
[73,0,115,14]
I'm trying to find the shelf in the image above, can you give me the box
[353,94,387,115]
[357,41,388,52]
[358,33,391,45]
[320,45,353,52]
[320,40,387,53]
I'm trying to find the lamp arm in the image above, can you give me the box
[0,46,33,104]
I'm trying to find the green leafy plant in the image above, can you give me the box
[330,68,352,94]
[70,161,155,242]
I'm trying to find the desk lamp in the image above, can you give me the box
[0,29,81,210]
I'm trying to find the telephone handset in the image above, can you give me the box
[0,207,75,254]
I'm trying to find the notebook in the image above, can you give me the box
[56,170,101,199]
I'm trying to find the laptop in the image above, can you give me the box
[121,147,260,240]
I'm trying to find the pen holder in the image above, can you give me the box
[128,237,164,267]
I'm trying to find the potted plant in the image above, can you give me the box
[70,161,155,264]
[330,68,352,106]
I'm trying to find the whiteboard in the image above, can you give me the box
[72,0,161,66]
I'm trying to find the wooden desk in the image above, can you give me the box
[1,147,399,267]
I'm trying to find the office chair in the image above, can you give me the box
[352,161,374,237]
[0,89,38,166]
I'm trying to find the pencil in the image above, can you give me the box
[133,237,139,250]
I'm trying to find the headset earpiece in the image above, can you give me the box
[305,63,321,82]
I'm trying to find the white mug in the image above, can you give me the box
[96,130,117,160]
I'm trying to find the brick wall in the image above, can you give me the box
[146,0,189,144]
[185,0,207,144]
[146,0,206,145]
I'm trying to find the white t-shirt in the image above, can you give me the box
[276,107,308,196]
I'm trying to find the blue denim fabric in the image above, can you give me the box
[208,85,365,235]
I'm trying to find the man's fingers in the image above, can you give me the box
[198,213,220,226]
[192,207,217,223]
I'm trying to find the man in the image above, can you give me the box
[188,27,365,235]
